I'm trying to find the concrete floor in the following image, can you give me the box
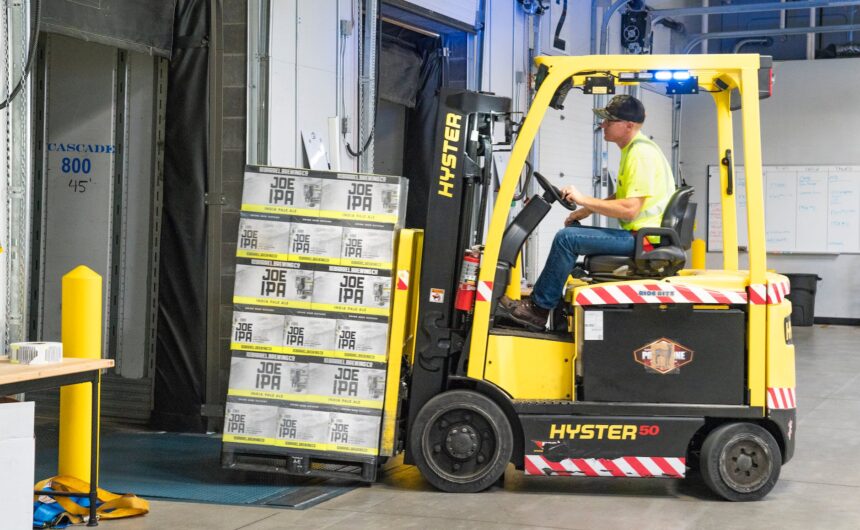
[106,325,860,530]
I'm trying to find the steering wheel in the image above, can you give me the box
[533,171,577,211]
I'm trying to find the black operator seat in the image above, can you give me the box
[583,186,696,281]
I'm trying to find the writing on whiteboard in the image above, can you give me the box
[708,165,860,254]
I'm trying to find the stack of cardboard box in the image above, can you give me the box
[222,166,406,458]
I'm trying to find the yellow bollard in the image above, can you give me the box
[691,238,706,270]
[505,253,523,301]
[59,266,102,483]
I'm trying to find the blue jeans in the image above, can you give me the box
[531,226,635,309]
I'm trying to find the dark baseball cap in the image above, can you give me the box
[593,95,646,123]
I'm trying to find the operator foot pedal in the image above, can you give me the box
[548,306,569,332]
[570,266,589,279]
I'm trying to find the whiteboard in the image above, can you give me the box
[707,165,860,254]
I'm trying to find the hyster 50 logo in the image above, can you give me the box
[548,423,661,440]
[437,113,461,198]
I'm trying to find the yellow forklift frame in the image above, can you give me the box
[377,54,795,501]
[471,54,770,403]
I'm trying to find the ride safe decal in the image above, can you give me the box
[633,338,693,375]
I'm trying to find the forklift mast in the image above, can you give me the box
[406,89,511,448]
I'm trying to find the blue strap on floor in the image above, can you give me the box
[32,488,89,529]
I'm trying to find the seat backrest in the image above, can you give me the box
[660,186,696,249]
[679,202,697,249]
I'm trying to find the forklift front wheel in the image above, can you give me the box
[700,422,782,501]
[411,390,513,493]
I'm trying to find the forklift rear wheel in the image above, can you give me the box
[700,422,781,501]
[411,390,513,493]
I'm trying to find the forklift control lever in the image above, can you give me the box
[534,172,577,211]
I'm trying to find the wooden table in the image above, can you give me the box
[0,358,114,527]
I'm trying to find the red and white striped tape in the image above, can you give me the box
[575,282,747,306]
[767,387,796,409]
[748,279,791,305]
[748,284,767,305]
[524,455,686,478]
[772,277,791,301]
[476,281,493,302]
[396,270,409,291]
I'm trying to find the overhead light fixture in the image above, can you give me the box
[616,70,698,94]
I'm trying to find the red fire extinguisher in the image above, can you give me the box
[454,249,481,312]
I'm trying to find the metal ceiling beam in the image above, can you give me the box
[651,0,860,26]
[683,23,860,54]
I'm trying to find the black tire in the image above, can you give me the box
[700,422,782,501]
[410,390,513,493]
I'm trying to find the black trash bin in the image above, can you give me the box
[784,273,822,326]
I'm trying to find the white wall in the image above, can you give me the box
[409,0,478,26]
[680,57,860,319]
[534,0,596,262]
[480,1,528,110]
[267,0,358,171]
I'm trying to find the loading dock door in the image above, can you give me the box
[32,34,165,423]
[39,35,116,350]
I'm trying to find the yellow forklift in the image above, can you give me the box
[376,53,795,502]
[222,54,795,502]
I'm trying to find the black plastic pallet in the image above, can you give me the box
[222,445,378,482]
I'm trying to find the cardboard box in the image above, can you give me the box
[320,173,405,223]
[282,311,338,354]
[236,213,292,260]
[334,316,390,359]
[241,169,322,216]
[233,260,315,309]
[311,265,392,316]
[340,222,395,268]
[275,405,331,445]
[0,401,35,530]
[228,352,385,408]
[327,410,382,453]
[223,400,279,439]
[288,218,344,264]
[230,310,286,352]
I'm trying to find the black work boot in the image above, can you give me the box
[498,299,550,332]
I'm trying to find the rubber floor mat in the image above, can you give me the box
[35,426,357,508]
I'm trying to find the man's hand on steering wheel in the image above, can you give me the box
[533,172,577,211]
[564,208,591,226]
[560,184,586,205]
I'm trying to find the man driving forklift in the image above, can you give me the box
[501,94,675,330]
